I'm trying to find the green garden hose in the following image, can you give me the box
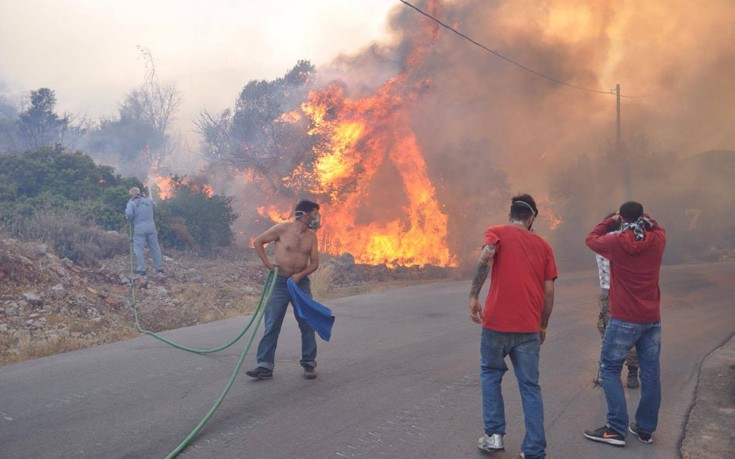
[128,224,272,353]
[127,223,277,457]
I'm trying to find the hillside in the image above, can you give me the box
[0,235,456,366]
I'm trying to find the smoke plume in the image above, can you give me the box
[302,0,735,268]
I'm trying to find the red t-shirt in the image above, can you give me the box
[482,225,558,332]
[585,217,666,323]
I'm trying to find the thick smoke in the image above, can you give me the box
[310,0,735,268]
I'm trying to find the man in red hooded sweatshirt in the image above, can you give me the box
[583,201,666,447]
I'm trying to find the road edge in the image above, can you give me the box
[680,332,735,459]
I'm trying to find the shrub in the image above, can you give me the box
[156,176,237,250]
[10,208,128,266]
[0,146,143,231]
[0,148,240,259]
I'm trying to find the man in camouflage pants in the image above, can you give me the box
[594,216,639,389]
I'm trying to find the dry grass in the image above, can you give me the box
[10,209,128,266]
[0,315,140,366]
[0,231,455,367]
[310,263,336,299]
[13,334,87,362]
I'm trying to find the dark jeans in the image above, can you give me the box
[255,275,317,370]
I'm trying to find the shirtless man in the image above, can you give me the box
[245,199,321,380]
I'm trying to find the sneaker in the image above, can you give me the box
[303,366,317,380]
[628,423,653,443]
[245,366,273,380]
[583,424,626,446]
[134,270,147,276]
[626,371,640,389]
[477,433,504,453]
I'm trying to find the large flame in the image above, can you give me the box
[272,1,454,267]
[300,85,454,267]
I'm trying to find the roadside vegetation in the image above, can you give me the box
[0,146,239,266]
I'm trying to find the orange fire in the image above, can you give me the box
[153,175,174,199]
[149,175,214,200]
[534,193,563,231]
[258,204,291,224]
[270,1,453,267]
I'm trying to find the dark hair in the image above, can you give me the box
[295,199,320,215]
[510,194,538,220]
[604,211,621,233]
[619,201,643,223]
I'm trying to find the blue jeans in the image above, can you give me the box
[133,230,162,272]
[481,328,545,459]
[255,275,317,370]
[600,318,661,436]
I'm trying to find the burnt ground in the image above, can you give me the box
[0,235,458,366]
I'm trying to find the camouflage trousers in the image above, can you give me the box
[597,293,639,371]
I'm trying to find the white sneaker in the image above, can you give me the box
[477,433,504,452]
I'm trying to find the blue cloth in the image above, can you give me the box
[600,318,661,436]
[481,328,545,458]
[287,278,335,341]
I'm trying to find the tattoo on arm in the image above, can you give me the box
[470,263,490,299]
[469,245,495,299]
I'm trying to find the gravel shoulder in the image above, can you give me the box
[681,333,735,459]
[0,236,456,365]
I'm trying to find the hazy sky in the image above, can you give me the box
[0,0,398,126]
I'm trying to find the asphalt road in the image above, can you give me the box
[1,262,733,459]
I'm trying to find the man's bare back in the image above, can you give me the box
[253,208,320,282]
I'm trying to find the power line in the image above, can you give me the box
[399,0,647,98]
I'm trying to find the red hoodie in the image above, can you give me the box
[585,217,666,323]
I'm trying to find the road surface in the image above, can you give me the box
[1,262,733,458]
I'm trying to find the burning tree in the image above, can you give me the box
[198,1,457,267]
[196,60,316,193]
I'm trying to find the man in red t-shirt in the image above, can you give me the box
[469,194,557,459]
[583,201,666,447]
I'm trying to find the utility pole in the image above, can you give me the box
[616,84,621,150]
[616,83,631,199]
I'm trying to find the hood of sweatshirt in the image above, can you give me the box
[618,228,659,255]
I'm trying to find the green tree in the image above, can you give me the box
[0,83,19,153]
[0,145,141,230]
[16,88,70,151]
[156,176,238,250]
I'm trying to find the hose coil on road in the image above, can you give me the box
[128,224,276,457]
